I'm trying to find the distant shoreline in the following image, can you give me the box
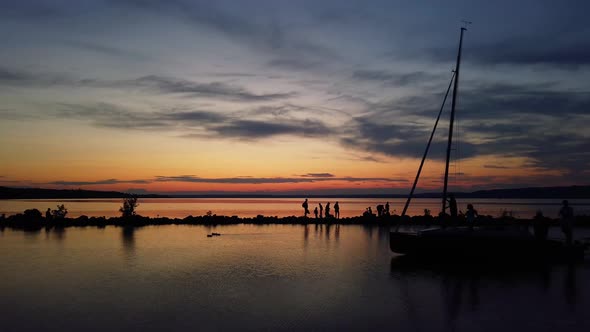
[2,185,590,199]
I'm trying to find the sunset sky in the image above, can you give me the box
[1,0,589,195]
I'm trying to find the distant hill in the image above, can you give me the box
[399,186,590,199]
[452,186,590,199]
[1,185,589,199]
[0,187,167,199]
[171,186,590,199]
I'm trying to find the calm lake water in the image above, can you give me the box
[1,198,590,219]
[0,224,588,332]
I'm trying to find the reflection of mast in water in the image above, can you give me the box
[390,259,422,332]
[565,263,577,310]
[442,275,463,332]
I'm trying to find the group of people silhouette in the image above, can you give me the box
[444,194,478,224]
[302,199,340,219]
[302,199,395,219]
[363,202,391,217]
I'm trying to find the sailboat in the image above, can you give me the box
[389,26,587,262]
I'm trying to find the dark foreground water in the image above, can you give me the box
[0,225,589,332]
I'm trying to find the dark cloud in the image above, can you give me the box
[471,43,590,68]
[364,79,590,173]
[0,68,294,103]
[163,111,227,123]
[483,165,513,169]
[55,103,171,129]
[210,119,330,139]
[458,83,590,118]
[39,174,406,187]
[352,70,446,87]
[268,58,321,71]
[299,173,334,178]
[0,67,72,88]
[154,175,404,184]
[0,67,31,81]
[423,28,590,68]
[49,179,150,186]
[339,117,478,161]
[131,75,294,102]
[9,102,335,141]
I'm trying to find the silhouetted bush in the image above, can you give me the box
[23,209,43,220]
[2,209,590,230]
[119,196,139,218]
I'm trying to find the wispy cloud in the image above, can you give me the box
[40,174,407,186]
[48,103,334,141]
[483,165,513,169]
[298,173,334,178]
[129,75,295,102]
[427,37,590,68]
[208,119,331,139]
[0,68,294,103]
[352,70,446,87]
[61,40,150,61]
[154,175,405,184]
[49,179,151,186]
[111,0,336,67]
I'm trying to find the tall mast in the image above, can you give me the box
[401,71,455,218]
[442,26,467,214]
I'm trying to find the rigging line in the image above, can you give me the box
[399,70,456,224]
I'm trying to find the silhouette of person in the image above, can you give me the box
[368,206,373,215]
[314,207,318,219]
[465,204,478,227]
[45,208,52,221]
[447,194,458,218]
[325,202,331,218]
[319,203,323,219]
[334,202,340,219]
[385,202,390,215]
[302,199,310,217]
[559,200,574,246]
[376,204,384,217]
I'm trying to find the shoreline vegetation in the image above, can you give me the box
[2,209,590,231]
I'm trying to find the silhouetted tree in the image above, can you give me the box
[119,196,139,218]
[51,204,68,219]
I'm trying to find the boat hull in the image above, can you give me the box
[390,228,585,262]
